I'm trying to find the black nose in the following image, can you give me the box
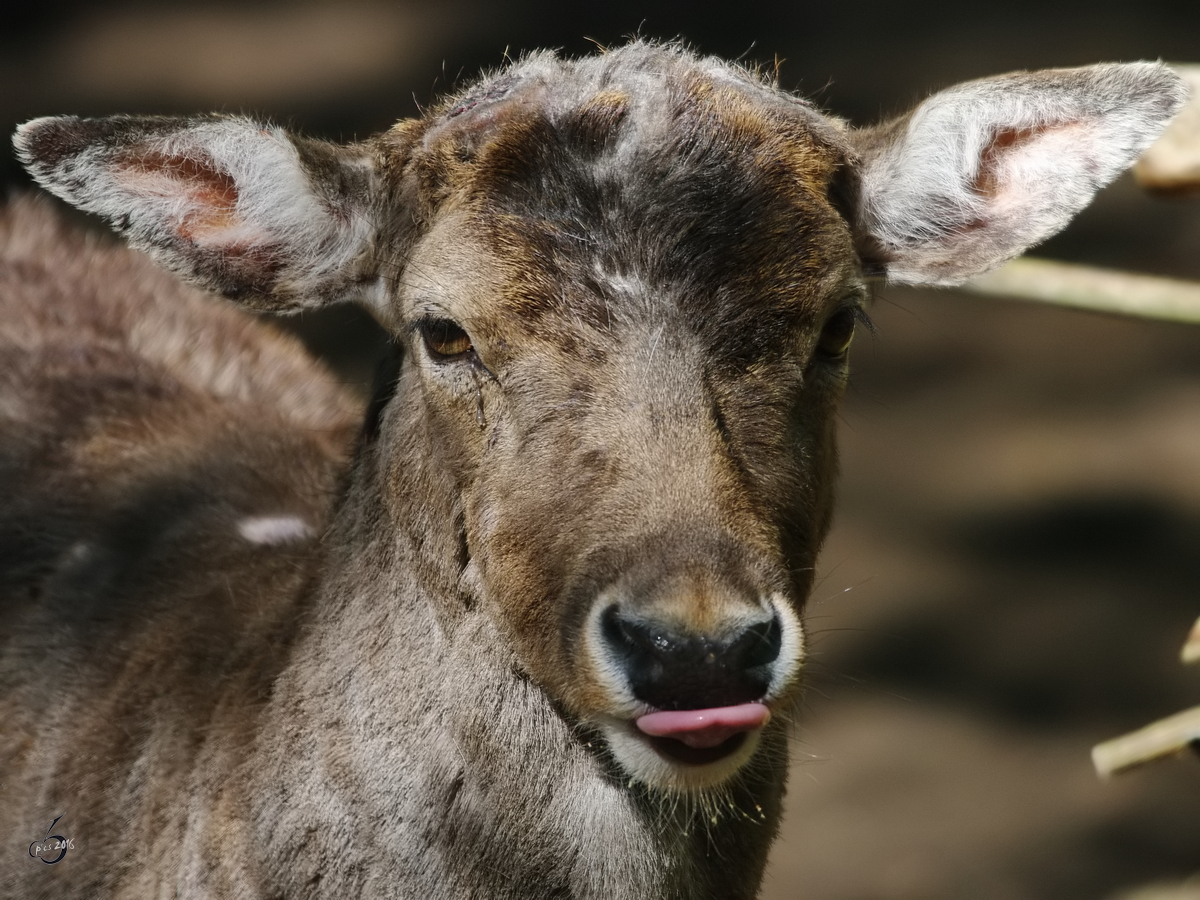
[600,606,782,710]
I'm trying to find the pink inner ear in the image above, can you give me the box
[117,150,242,241]
[975,123,1057,198]
[973,120,1095,211]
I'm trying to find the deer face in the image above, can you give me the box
[387,74,864,788]
[16,43,1184,793]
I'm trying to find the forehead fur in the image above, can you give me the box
[397,42,859,356]
[424,42,850,158]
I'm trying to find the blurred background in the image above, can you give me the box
[4,2,1199,897]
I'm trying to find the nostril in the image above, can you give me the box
[598,605,782,711]
[729,616,782,670]
[601,605,672,656]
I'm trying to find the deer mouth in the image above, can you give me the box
[645,732,748,766]
[635,703,768,766]
[595,701,770,791]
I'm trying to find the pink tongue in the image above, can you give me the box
[635,703,770,749]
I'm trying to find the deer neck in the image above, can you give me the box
[245,410,782,898]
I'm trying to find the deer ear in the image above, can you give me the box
[15,115,393,316]
[851,62,1188,285]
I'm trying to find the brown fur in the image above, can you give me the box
[2,41,1185,900]
[0,197,361,898]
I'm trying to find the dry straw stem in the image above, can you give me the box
[1182,616,1200,664]
[964,258,1200,324]
[1090,621,1200,777]
[1107,877,1200,900]
[1092,706,1200,778]
[1183,616,1200,665]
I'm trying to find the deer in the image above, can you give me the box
[0,40,1186,900]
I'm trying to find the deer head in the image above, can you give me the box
[15,43,1184,793]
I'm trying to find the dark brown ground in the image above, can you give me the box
[3,4,1198,897]
[765,277,1200,900]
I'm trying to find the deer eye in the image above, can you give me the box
[815,307,858,360]
[419,318,475,361]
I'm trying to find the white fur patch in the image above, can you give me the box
[237,515,313,545]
